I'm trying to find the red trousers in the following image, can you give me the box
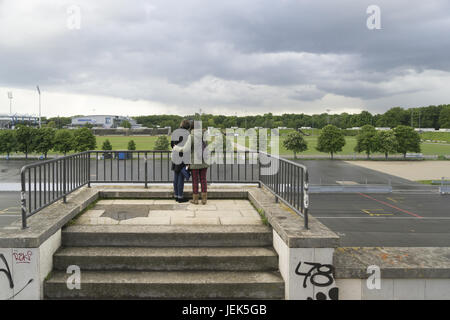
[192,168,207,194]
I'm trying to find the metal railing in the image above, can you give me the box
[259,152,309,229]
[20,150,309,229]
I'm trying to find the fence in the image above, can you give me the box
[20,150,309,229]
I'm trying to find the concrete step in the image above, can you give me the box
[62,225,273,247]
[53,247,279,271]
[44,271,285,299]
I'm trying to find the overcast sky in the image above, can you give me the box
[1,0,449,117]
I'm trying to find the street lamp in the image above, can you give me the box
[7,91,13,115]
[326,109,331,124]
[37,86,41,128]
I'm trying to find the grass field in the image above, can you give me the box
[3,132,450,158]
[242,135,450,157]
[95,135,159,150]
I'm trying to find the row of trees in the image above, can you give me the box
[134,104,450,131]
[0,126,96,158]
[101,139,136,151]
[282,125,421,159]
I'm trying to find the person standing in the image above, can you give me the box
[173,121,209,205]
[171,120,191,203]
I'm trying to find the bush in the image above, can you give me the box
[102,139,113,151]
[154,135,170,150]
[128,140,136,151]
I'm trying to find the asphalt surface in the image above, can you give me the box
[294,160,440,191]
[310,193,450,246]
[1,159,449,247]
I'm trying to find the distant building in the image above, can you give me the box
[0,114,40,129]
[71,115,140,129]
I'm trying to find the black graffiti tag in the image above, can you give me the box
[295,261,339,300]
[0,253,14,289]
[295,261,335,288]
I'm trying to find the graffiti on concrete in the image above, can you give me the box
[0,252,34,300]
[295,261,339,300]
[0,253,14,289]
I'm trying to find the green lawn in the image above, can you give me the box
[242,135,450,157]
[95,135,159,150]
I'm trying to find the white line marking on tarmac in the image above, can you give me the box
[315,216,450,220]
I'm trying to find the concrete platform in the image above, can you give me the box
[73,199,262,226]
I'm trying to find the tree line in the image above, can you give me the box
[0,126,96,158]
[283,124,421,159]
[134,104,450,131]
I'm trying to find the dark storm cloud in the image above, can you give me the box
[0,0,449,114]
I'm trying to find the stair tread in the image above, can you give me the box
[55,246,277,258]
[46,270,284,284]
[63,224,272,234]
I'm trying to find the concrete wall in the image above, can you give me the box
[0,230,61,300]
[273,230,337,300]
[337,279,450,300]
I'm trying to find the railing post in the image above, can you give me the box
[63,157,67,203]
[144,152,148,189]
[257,152,261,187]
[21,170,27,229]
[303,170,309,230]
[87,152,91,188]
[275,157,279,203]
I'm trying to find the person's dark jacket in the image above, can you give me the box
[171,136,185,173]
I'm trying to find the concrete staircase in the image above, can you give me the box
[44,225,285,299]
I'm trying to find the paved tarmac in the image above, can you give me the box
[1,159,449,247]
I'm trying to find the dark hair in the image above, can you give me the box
[180,119,191,130]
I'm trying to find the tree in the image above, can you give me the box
[33,127,55,159]
[154,135,170,150]
[127,140,136,151]
[73,128,96,152]
[0,130,17,158]
[354,125,377,159]
[393,125,421,158]
[439,106,450,128]
[120,120,132,129]
[53,129,74,155]
[15,125,36,159]
[316,124,346,159]
[282,131,308,159]
[101,139,112,151]
[375,130,398,160]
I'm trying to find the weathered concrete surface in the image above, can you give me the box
[74,199,261,226]
[62,225,273,247]
[248,187,339,248]
[98,185,249,200]
[45,270,285,299]
[334,247,450,278]
[0,187,98,248]
[53,247,278,271]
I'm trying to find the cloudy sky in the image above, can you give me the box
[0,0,449,117]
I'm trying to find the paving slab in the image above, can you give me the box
[119,217,171,225]
[220,217,262,225]
[171,217,220,225]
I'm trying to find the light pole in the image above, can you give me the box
[418,110,421,130]
[7,91,13,115]
[37,86,41,128]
